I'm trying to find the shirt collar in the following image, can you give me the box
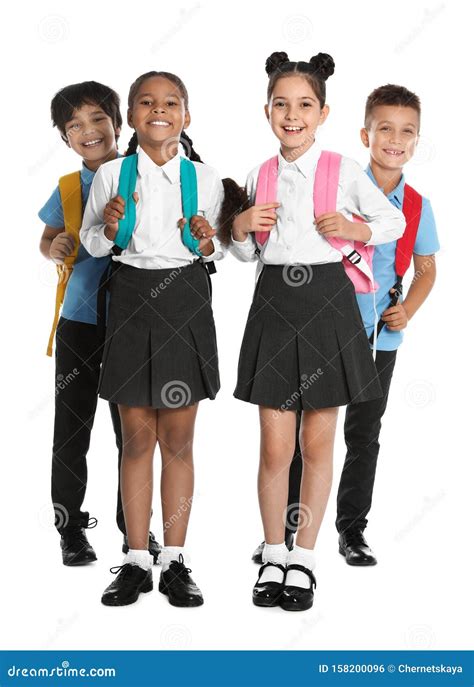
[137,144,187,184]
[365,164,405,207]
[277,140,322,178]
[81,151,122,185]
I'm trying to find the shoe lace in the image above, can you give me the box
[109,564,136,581]
[170,553,193,580]
[344,530,366,547]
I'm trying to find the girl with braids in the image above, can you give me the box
[80,71,226,607]
[231,52,405,611]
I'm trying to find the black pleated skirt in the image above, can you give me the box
[99,260,220,408]
[234,263,382,410]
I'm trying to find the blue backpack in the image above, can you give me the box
[114,154,202,256]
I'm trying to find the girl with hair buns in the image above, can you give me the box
[231,52,405,611]
[80,71,226,607]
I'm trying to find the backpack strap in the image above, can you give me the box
[254,156,278,247]
[314,151,376,294]
[46,171,82,356]
[115,154,138,250]
[396,183,423,278]
[114,155,202,256]
[368,183,423,345]
[180,157,201,256]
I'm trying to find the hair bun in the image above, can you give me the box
[309,53,335,80]
[265,51,290,76]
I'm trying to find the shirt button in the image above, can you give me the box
[287,216,294,222]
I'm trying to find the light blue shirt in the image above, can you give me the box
[356,166,440,351]
[38,162,114,325]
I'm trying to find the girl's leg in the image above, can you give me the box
[283,406,338,597]
[258,407,297,544]
[156,403,199,548]
[296,407,339,549]
[119,404,158,551]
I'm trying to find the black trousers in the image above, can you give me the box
[285,349,398,535]
[52,316,126,534]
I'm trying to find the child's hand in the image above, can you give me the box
[178,216,217,256]
[50,232,76,264]
[315,213,371,242]
[104,193,138,241]
[381,291,409,331]
[232,203,280,241]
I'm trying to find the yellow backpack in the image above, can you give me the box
[46,171,82,356]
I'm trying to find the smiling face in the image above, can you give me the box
[64,103,120,170]
[128,76,190,163]
[265,75,329,160]
[361,105,419,174]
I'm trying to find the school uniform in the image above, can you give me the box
[230,142,406,410]
[39,161,125,534]
[336,167,440,534]
[80,148,225,409]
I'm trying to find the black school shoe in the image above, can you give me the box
[159,554,203,607]
[60,517,98,566]
[101,564,153,606]
[252,562,286,607]
[280,564,316,612]
[251,532,295,565]
[338,530,377,566]
[122,531,162,565]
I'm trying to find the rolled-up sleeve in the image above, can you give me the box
[80,165,115,257]
[341,157,406,246]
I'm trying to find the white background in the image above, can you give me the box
[1,0,472,652]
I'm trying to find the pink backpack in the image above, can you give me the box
[254,150,377,294]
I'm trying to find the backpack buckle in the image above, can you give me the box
[346,249,361,265]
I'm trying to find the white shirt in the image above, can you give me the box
[80,146,226,269]
[229,142,406,266]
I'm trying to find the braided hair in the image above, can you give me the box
[124,70,202,162]
[265,51,335,107]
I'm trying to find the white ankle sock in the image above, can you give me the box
[286,545,315,588]
[260,542,288,583]
[123,548,153,571]
[161,546,187,572]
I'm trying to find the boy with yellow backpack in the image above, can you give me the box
[39,81,161,566]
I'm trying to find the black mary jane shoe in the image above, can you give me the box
[159,554,203,607]
[338,530,377,566]
[122,531,162,565]
[252,562,286,607]
[280,564,316,612]
[252,532,295,565]
[101,563,153,606]
[60,517,98,567]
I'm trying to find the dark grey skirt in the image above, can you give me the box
[99,260,219,408]
[234,262,382,410]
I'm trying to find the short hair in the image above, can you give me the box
[364,84,421,128]
[50,81,122,142]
